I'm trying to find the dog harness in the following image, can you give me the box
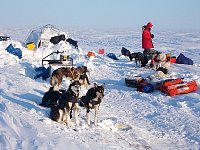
[68,67,79,80]
[58,89,79,109]
[81,88,103,112]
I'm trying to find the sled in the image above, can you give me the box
[160,80,198,96]
[162,78,183,87]
[158,78,183,92]
[42,50,73,68]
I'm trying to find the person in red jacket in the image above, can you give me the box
[142,22,154,52]
[141,22,155,67]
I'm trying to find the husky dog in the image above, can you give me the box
[39,87,64,108]
[153,53,170,71]
[50,66,88,91]
[50,80,81,126]
[129,52,145,66]
[121,47,131,56]
[79,83,105,126]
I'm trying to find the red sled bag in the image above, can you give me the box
[157,78,183,91]
[161,80,198,96]
[162,78,183,86]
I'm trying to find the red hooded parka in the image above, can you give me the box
[142,27,154,49]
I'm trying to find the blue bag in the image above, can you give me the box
[176,53,193,65]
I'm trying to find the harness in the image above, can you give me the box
[58,89,79,109]
[68,67,79,80]
[89,98,101,109]
[81,88,103,113]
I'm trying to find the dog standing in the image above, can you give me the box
[79,83,105,126]
[50,80,81,126]
[50,66,88,91]
[121,47,131,56]
[129,52,145,66]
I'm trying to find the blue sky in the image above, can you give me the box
[1,0,200,30]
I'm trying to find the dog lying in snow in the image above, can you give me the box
[79,83,105,126]
[39,87,64,108]
[50,80,81,126]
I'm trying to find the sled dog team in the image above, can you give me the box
[40,66,105,127]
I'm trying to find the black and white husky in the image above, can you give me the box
[50,80,81,126]
[79,83,105,126]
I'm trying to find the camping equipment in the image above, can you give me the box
[170,56,176,63]
[26,42,35,50]
[107,53,119,60]
[166,53,171,61]
[98,49,105,54]
[87,51,96,58]
[158,78,197,96]
[5,44,22,59]
[25,24,69,49]
[40,50,73,79]
[160,80,198,96]
[0,36,10,41]
[137,80,155,93]
[125,76,143,88]
[42,50,73,68]
[125,77,154,93]
[34,66,51,80]
[50,34,66,45]
[176,53,193,65]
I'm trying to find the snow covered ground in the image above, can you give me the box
[0,26,200,150]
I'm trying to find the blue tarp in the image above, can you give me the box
[5,44,22,59]
[176,53,193,65]
[107,53,119,60]
[34,66,51,80]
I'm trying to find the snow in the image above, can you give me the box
[0,27,200,150]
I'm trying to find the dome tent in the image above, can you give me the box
[25,24,69,49]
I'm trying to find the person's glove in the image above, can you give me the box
[151,34,154,38]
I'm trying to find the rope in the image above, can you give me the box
[68,67,76,80]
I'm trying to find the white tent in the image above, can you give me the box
[25,24,69,49]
